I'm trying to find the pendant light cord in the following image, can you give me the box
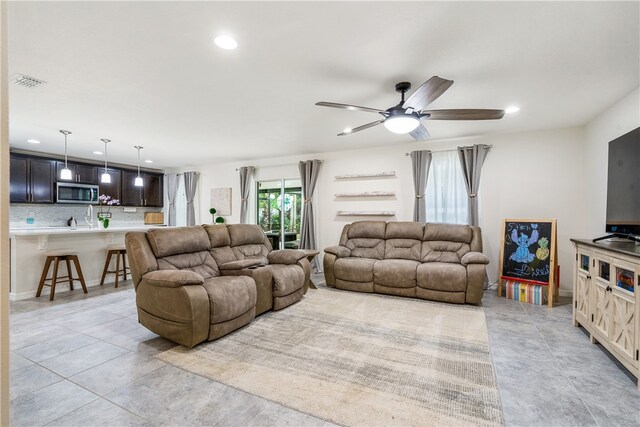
[134,145,143,177]
[101,139,110,173]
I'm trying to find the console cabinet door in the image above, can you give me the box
[592,280,611,340]
[610,291,636,363]
[575,251,592,325]
[10,156,29,203]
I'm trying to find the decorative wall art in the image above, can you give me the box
[210,188,232,216]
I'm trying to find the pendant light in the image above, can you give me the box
[134,146,143,187]
[100,139,111,184]
[59,130,73,180]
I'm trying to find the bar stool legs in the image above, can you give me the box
[100,247,129,288]
[36,252,87,301]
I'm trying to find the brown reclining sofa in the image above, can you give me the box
[323,221,489,304]
[125,224,310,347]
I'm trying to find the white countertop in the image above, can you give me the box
[10,225,168,237]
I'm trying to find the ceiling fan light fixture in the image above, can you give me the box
[384,114,420,134]
[214,35,237,50]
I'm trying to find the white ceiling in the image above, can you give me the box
[7,1,639,169]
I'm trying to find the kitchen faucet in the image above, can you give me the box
[84,205,94,229]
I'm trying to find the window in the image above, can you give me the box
[256,179,302,249]
[426,150,468,224]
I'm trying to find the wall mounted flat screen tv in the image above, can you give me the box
[606,126,640,236]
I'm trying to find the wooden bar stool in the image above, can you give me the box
[36,250,88,301]
[99,245,129,288]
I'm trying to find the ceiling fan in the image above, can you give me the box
[316,76,505,140]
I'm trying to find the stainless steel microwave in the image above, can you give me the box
[56,182,99,204]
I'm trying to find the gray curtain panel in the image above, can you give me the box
[410,150,432,222]
[299,160,321,270]
[166,173,178,226]
[457,144,491,226]
[184,171,199,226]
[239,166,255,224]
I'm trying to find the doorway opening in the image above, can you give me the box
[256,179,302,250]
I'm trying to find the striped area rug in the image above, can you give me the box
[158,288,503,426]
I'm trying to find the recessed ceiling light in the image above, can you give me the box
[505,106,520,114]
[93,151,103,155]
[144,159,153,164]
[214,35,238,50]
[27,139,40,144]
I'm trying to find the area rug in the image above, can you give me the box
[158,288,503,426]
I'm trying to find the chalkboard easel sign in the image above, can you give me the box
[498,219,559,307]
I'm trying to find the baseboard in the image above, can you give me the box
[9,277,121,301]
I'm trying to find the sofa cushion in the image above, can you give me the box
[385,221,424,239]
[203,224,231,248]
[344,221,386,259]
[421,223,472,263]
[385,238,422,261]
[334,258,376,282]
[232,244,269,265]
[423,223,473,243]
[203,276,256,325]
[228,224,272,248]
[373,259,419,288]
[266,264,304,297]
[416,262,467,292]
[157,251,220,279]
[147,226,210,258]
[346,238,385,259]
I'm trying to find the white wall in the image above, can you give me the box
[584,87,640,235]
[188,125,589,294]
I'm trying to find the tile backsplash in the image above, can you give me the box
[10,204,163,228]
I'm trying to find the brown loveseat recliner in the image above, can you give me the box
[323,221,489,304]
[125,224,310,347]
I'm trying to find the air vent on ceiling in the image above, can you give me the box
[12,74,46,88]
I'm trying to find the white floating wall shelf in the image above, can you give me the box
[334,171,396,180]
[336,210,396,216]
[334,191,396,197]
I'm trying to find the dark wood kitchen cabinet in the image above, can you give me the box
[55,161,98,184]
[10,155,55,203]
[121,171,163,207]
[97,168,122,201]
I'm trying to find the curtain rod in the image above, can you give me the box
[235,160,324,171]
[404,144,493,156]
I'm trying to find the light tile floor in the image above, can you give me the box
[8,276,640,426]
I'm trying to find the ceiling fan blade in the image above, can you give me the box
[422,109,505,120]
[403,76,453,111]
[338,120,385,136]
[316,102,384,114]
[409,123,430,141]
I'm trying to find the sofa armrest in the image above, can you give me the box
[324,245,351,258]
[461,252,490,266]
[220,259,263,271]
[268,249,306,265]
[141,270,204,288]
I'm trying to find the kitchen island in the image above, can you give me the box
[10,225,166,300]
